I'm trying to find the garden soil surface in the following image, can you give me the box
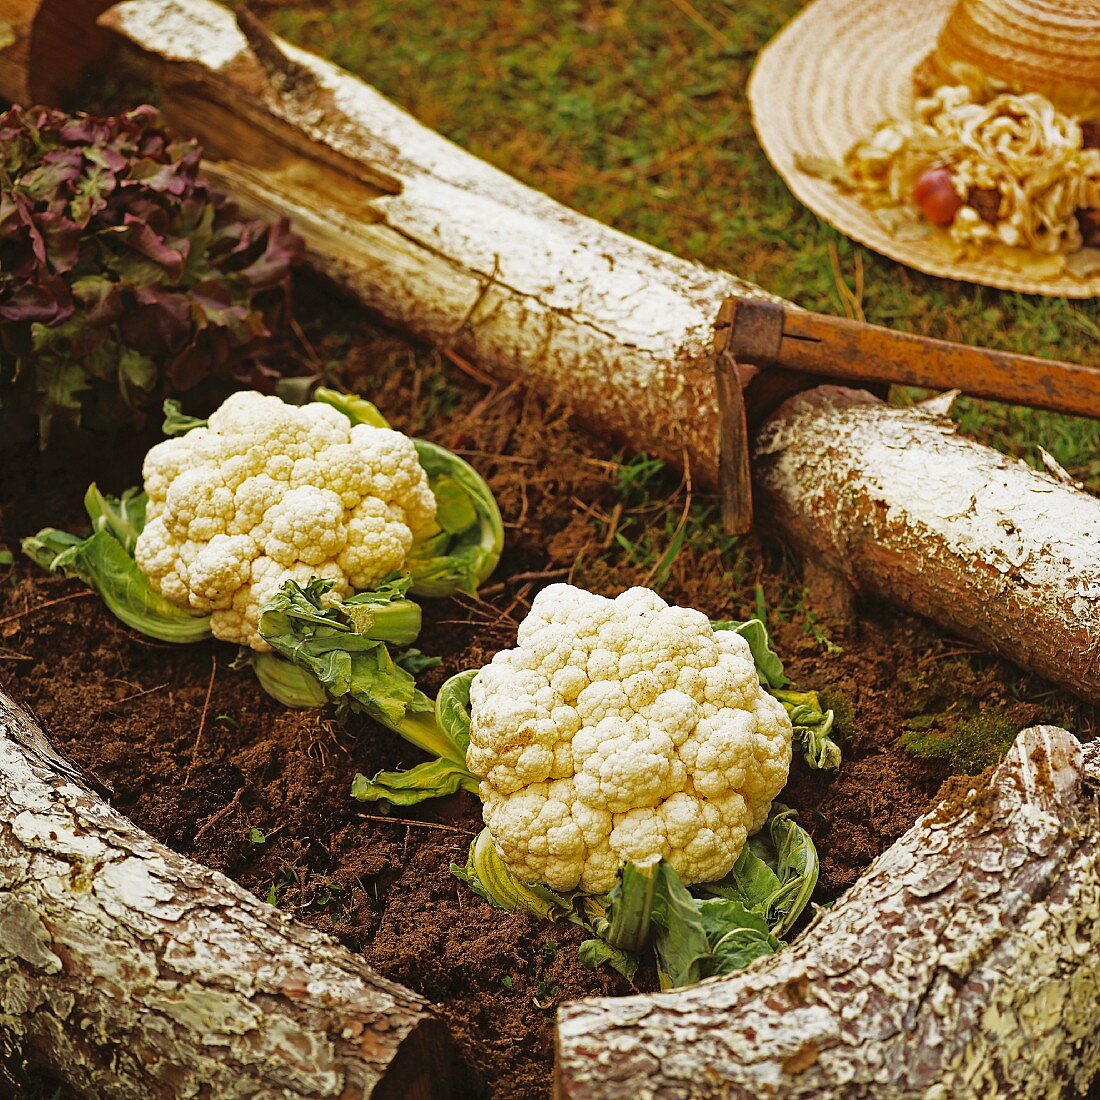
[1,305,1092,1098]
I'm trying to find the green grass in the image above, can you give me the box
[266,0,1099,491]
[602,452,742,586]
[901,712,1021,775]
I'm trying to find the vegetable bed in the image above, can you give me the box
[3,289,1094,1098]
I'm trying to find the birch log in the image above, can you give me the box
[753,387,1100,702]
[102,0,780,489]
[0,691,456,1099]
[555,723,1100,1099]
[0,0,113,105]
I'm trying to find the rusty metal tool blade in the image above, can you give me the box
[714,299,754,535]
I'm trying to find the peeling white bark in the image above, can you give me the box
[555,724,1100,1099]
[754,388,1100,702]
[0,691,455,1098]
[103,0,782,484]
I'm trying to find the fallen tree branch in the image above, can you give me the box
[754,387,1100,702]
[0,690,458,1098]
[555,723,1100,1098]
[101,0,778,488]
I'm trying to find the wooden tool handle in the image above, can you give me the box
[779,309,1100,421]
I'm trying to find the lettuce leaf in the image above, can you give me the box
[22,484,211,643]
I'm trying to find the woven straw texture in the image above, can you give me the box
[925,0,1100,105]
[748,0,1100,298]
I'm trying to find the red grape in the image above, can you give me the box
[913,168,963,226]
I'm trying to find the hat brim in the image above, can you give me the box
[748,0,1100,299]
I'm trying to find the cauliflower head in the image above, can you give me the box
[134,391,437,649]
[466,584,793,894]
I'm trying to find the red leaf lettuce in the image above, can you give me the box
[0,104,305,445]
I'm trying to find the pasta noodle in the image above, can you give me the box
[832,86,1100,256]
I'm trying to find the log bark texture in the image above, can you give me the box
[103,0,781,488]
[0,691,456,1099]
[754,387,1100,703]
[555,723,1100,1099]
[0,0,114,105]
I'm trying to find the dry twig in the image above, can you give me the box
[666,0,733,48]
[184,655,218,786]
[0,590,95,630]
[194,785,246,843]
[356,813,474,836]
[441,346,496,387]
[98,682,169,713]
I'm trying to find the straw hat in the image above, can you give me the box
[922,0,1100,115]
[748,0,1100,298]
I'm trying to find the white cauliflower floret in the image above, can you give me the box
[467,584,793,894]
[264,486,347,567]
[187,534,256,611]
[338,497,415,589]
[134,391,438,650]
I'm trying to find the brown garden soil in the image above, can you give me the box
[1,295,1095,1098]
